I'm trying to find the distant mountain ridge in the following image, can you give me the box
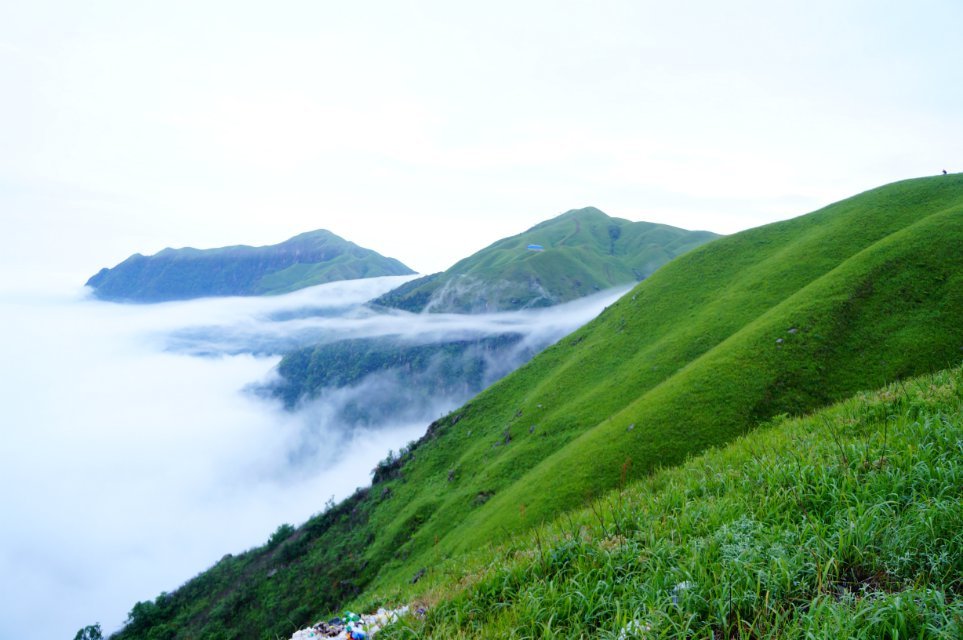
[373,207,719,313]
[85,229,415,302]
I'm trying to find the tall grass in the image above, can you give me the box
[376,367,963,638]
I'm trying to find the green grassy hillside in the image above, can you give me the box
[112,175,963,640]
[86,229,414,302]
[436,174,963,554]
[374,208,718,313]
[378,365,963,638]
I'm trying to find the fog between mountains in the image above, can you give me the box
[0,275,628,640]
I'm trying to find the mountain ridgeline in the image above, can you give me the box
[113,175,963,639]
[86,229,415,302]
[373,207,719,313]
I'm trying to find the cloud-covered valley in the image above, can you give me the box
[0,276,628,640]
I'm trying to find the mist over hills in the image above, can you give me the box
[155,277,630,440]
[270,334,532,419]
[374,207,719,313]
[266,287,629,414]
[101,206,716,422]
[266,208,714,422]
[3,272,638,640]
[111,175,963,639]
[85,229,415,302]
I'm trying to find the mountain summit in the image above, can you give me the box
[374,207,718,313]
[85,229,415,302]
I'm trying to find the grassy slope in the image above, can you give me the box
[363,174,963,588]
[378,365,963,638]
[112,175,963,639]
[374,208,718,313]
[86,229,414,302]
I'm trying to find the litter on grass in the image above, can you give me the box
[290,606,410,640]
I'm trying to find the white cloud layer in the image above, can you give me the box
[0,277,626,639]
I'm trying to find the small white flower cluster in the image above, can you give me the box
[671,580,694,605]
[616,618,651,640]
[616,580,695,639]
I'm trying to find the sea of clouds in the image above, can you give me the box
[0,276,629,640]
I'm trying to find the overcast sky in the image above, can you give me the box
[1,0,960,288]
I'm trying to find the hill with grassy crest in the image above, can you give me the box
[86,229,414,302]
[373,207,718,313]
[111,175,963,639]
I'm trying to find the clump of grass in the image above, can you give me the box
[378,367,963,638]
